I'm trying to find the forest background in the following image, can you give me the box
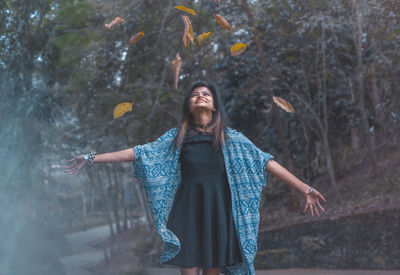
[0,0,399,274]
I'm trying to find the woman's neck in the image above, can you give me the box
[192,111,213,128]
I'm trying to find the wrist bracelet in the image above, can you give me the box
[305,187,315,196]
[84,150,96,168]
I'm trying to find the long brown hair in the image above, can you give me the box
[174,82,228,150]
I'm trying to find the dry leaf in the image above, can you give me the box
[215,14,231,30]
[105,16,124,29]
[230,43,247,56]
[171,53,182,90]
[128,31,144,45]
[198,32,212,45]
[113,102,133,119]
[273,96,295,113]
[175,5,196,16]
[182,15,194,48]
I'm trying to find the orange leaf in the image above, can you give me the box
[215,14,231,30]
[273,96,295,113]
[105,16,124,30]
[230,43,247,56]
[175,5,196,16]
[113,102,133,119]
[198,32,212,45]
[128,31,144,45]
[182,15,194,48]
[171,53,182,90]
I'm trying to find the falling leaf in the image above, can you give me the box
[198,32,212,45]
[175,5,196,16]
[105,16,124,30]
[171,53,182,90]
[182,15,194,48]
[128,31,144,45]
[114,102,133,119]
[273,96,295,113]
[230,43,247,56]
[215,14,231,30]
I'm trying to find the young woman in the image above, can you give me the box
[65,82,326,275]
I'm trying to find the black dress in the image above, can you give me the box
[165,130,242,268]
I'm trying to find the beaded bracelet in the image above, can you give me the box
[305,187,315,196]
[84,150,96,168]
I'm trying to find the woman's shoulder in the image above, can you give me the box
[225,127,245,138]
[225,127,255,145]
[152,128,178,143]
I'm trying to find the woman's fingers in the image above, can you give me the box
[314,204,320,216]
[317,200,325,212]
[302,203,309,214]
[65,169,76,175]
[68,157,77,163]
[319,193,327,202]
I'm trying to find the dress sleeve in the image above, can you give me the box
[234,130,275,188]
[132,128,177,183]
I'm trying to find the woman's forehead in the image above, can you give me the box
[192,86,211,94]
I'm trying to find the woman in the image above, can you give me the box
[65,82,326,275]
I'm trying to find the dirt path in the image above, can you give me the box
[146,267,400,275]
[59,224,110,275]
[60,221,400,275]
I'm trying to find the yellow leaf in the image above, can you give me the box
[182,15,194,48]
[128,31,144,45]
[175,5,196,16]
[230,43,247,56]
[273,96,295,113]
[171,53,182,90]
[105,16,124,30]
[215,14,231,30]
[198,32,212,45]
[113,102,133,119]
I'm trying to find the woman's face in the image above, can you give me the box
[189,86,216,114]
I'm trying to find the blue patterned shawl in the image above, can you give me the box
[133,127,274,275]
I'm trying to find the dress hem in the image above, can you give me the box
[163,261,243,269]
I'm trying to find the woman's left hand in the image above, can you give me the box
[302,188,326,216]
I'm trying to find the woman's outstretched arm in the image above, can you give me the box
[266,160,310,194]
[92,148,135,163]
[266,159,327,216]
[64,148,135,176]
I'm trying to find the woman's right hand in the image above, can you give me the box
[64,155,86,176]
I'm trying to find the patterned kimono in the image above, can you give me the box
[133,127,274,275]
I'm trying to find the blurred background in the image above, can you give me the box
[0,0,399,274]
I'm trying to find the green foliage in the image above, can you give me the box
[56,0,95,30]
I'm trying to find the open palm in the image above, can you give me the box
[64,155,86,176]
[302,189,326,216]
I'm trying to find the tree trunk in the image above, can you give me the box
[81,190,87,217]
[106,166,121,234]
[349,77,360,152]
[352,0,380,175]
[320,24,340,201]
[90,185,95,215]
[242,0,300,210]
[113,166,127,231]
[369,73,384,140]
[88,170,115,240]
